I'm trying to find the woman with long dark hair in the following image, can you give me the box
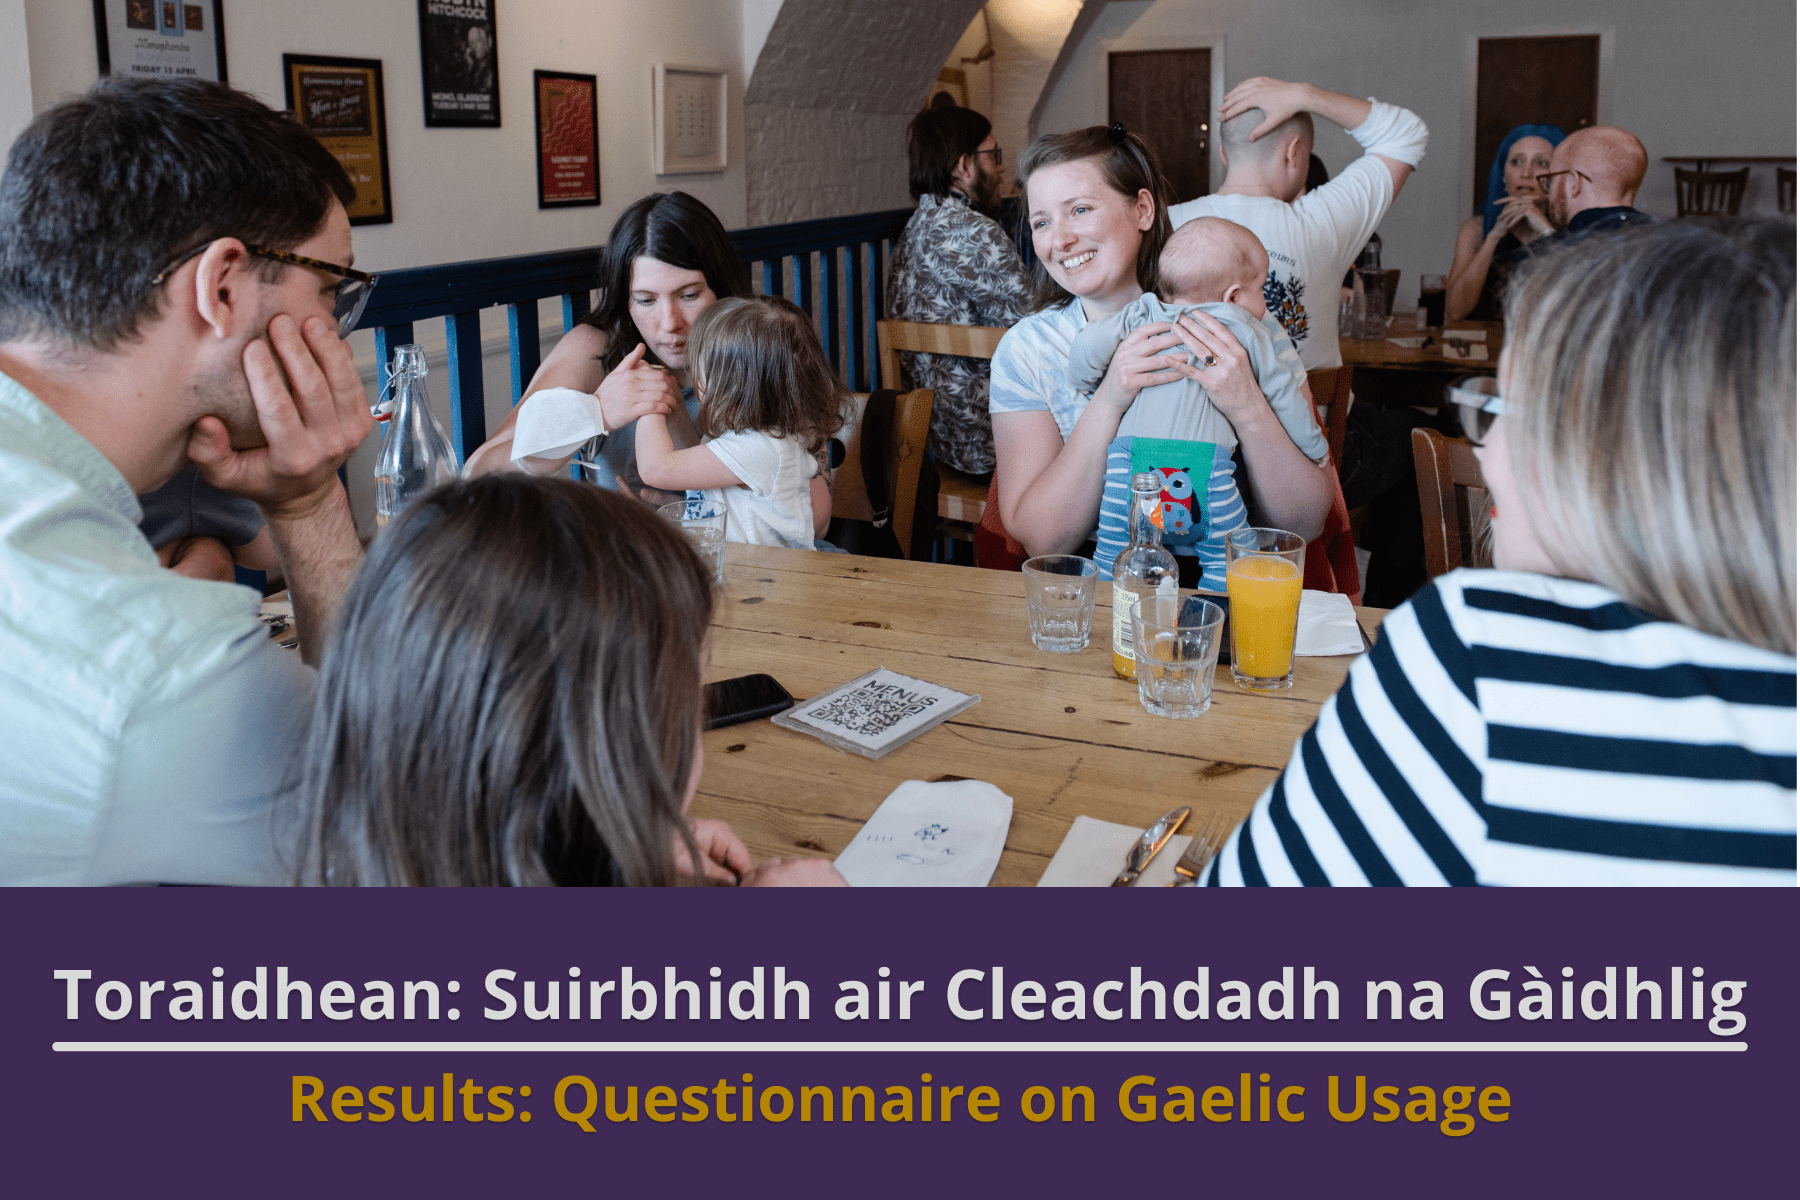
[290,473,845,887]
[468,193,786,506]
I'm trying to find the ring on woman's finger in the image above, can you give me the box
[1201,354,1217,368]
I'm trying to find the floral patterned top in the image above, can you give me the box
[885,191,1031,475]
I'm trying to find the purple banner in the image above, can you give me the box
[3,889,1791,1194]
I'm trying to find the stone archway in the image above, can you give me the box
[743,0,990,224]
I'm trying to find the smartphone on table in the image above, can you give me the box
[703,673,795,730]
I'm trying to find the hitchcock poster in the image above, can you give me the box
[418,0,501,128]
[94,0,227,82]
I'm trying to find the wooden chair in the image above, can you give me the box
[1412,427,1490,580]
[1777,167,1795,217]
[876,318,1009,544]
[1306,365,1354,470]
[1674,167,1749,217]
[830,388,935,560]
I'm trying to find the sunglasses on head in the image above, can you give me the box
[150,240,379,338]
[1447,379,1505,446]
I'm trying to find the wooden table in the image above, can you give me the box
[1340,317,1503,374]
[692,544,1385,886]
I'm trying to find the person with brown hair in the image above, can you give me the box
[1208,219,1795,887]
[635,296,849,548]
[0,77,371,885]
[987,124,1331,571]
[291,474,845,887]
[887,102,1030,478]
[465,192,835,537]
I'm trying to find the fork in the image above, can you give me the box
[1169,811,1234,886]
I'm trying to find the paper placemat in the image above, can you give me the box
[1037,815,1194,887]
[835,779,1012,887]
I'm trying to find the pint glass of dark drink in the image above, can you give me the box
[1420,274,1447,327]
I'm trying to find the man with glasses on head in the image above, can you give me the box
[886,100,1030,480]
[0,78,374,884]
[1538,125,1652,237]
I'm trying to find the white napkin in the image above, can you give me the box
[1296,589,1365,656]
[834,779,1013,887]
[1038,815,1193,887]
[1441,343,1489,361]
[510,387,606,463]
[1386,335,1427,348]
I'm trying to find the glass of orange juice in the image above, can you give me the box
[1225,527,1306,691]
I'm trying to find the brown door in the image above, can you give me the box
[1109,48,1210,204]
[1474,36,1600,215]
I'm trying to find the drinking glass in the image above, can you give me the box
[1420,273,1447,328]
[659,499,728,586]
[1225,527,1306,691]
[1131,594,1226,718]
[1350,268,1390,339]
[1021,555,1098,652]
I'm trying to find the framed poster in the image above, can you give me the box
[533,71,600,209]
[282,55,394,227]
[92,0,227,82]
[653,64,728,175]
[417,0,500,128]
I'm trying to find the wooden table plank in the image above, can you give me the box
[693,545,1384,885]
[1341,318,1503,374]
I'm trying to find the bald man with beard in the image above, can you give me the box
[1542,125,1654,236]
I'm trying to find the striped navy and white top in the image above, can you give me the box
[1208,570,1797,886]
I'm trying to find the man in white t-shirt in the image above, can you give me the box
[1168,78,1428,370]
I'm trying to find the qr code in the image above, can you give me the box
[806,680,939,737]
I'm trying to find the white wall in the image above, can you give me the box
[1039,0,1797,310]
[20,0,750,273]
[943,10,994,119]
[13,0,753,534]
[0,0,32,151]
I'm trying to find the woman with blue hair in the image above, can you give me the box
[1445,124,1565,321]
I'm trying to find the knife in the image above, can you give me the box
[1111,806,1191,887]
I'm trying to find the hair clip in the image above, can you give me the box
[1107,122,1127,145]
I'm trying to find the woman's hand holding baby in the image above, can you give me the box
[596,342,683,432]
[1170,310,1271,429]
[1092,321,1189,416]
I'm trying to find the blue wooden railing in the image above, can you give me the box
[353,208,913,460]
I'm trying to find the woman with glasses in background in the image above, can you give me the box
[1207,219,1795,886]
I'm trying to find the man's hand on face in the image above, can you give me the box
[187,314,373,520]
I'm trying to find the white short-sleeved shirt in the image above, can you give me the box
[988,297,1090,437]
[1169,154,1395,370]
[0,371,314,885]
[699,429,817,549]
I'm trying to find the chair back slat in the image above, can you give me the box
[1777,166,1795,216]
[876,319,1009,391]
[508,300,542,403]
[1306,366,1354,469]
[444,310,486,459]
[1674,166,1750,217]
[832,389,935,558]
[1412,427,1489,580]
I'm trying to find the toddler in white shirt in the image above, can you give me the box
[636,296,848,549]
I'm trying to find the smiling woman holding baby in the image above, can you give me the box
[988,125,1332,573]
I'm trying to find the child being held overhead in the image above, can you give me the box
[636,296,848,549]
[1070,216,1328,585]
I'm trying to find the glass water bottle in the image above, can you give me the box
[374,343,457,530]
[1111,471,1179,681]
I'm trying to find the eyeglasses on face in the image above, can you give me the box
[975,145,1004,166]
[149,240,379,337]
[1535,168,1592,194]
[1447,380,1506,446]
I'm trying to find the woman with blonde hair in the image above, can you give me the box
[1209,218,1795,886]
[289,474,844,887]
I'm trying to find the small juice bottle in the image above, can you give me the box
[1111,471,1178,680]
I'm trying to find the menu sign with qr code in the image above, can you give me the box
[94,0,226,82]
[774,668,979,759]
